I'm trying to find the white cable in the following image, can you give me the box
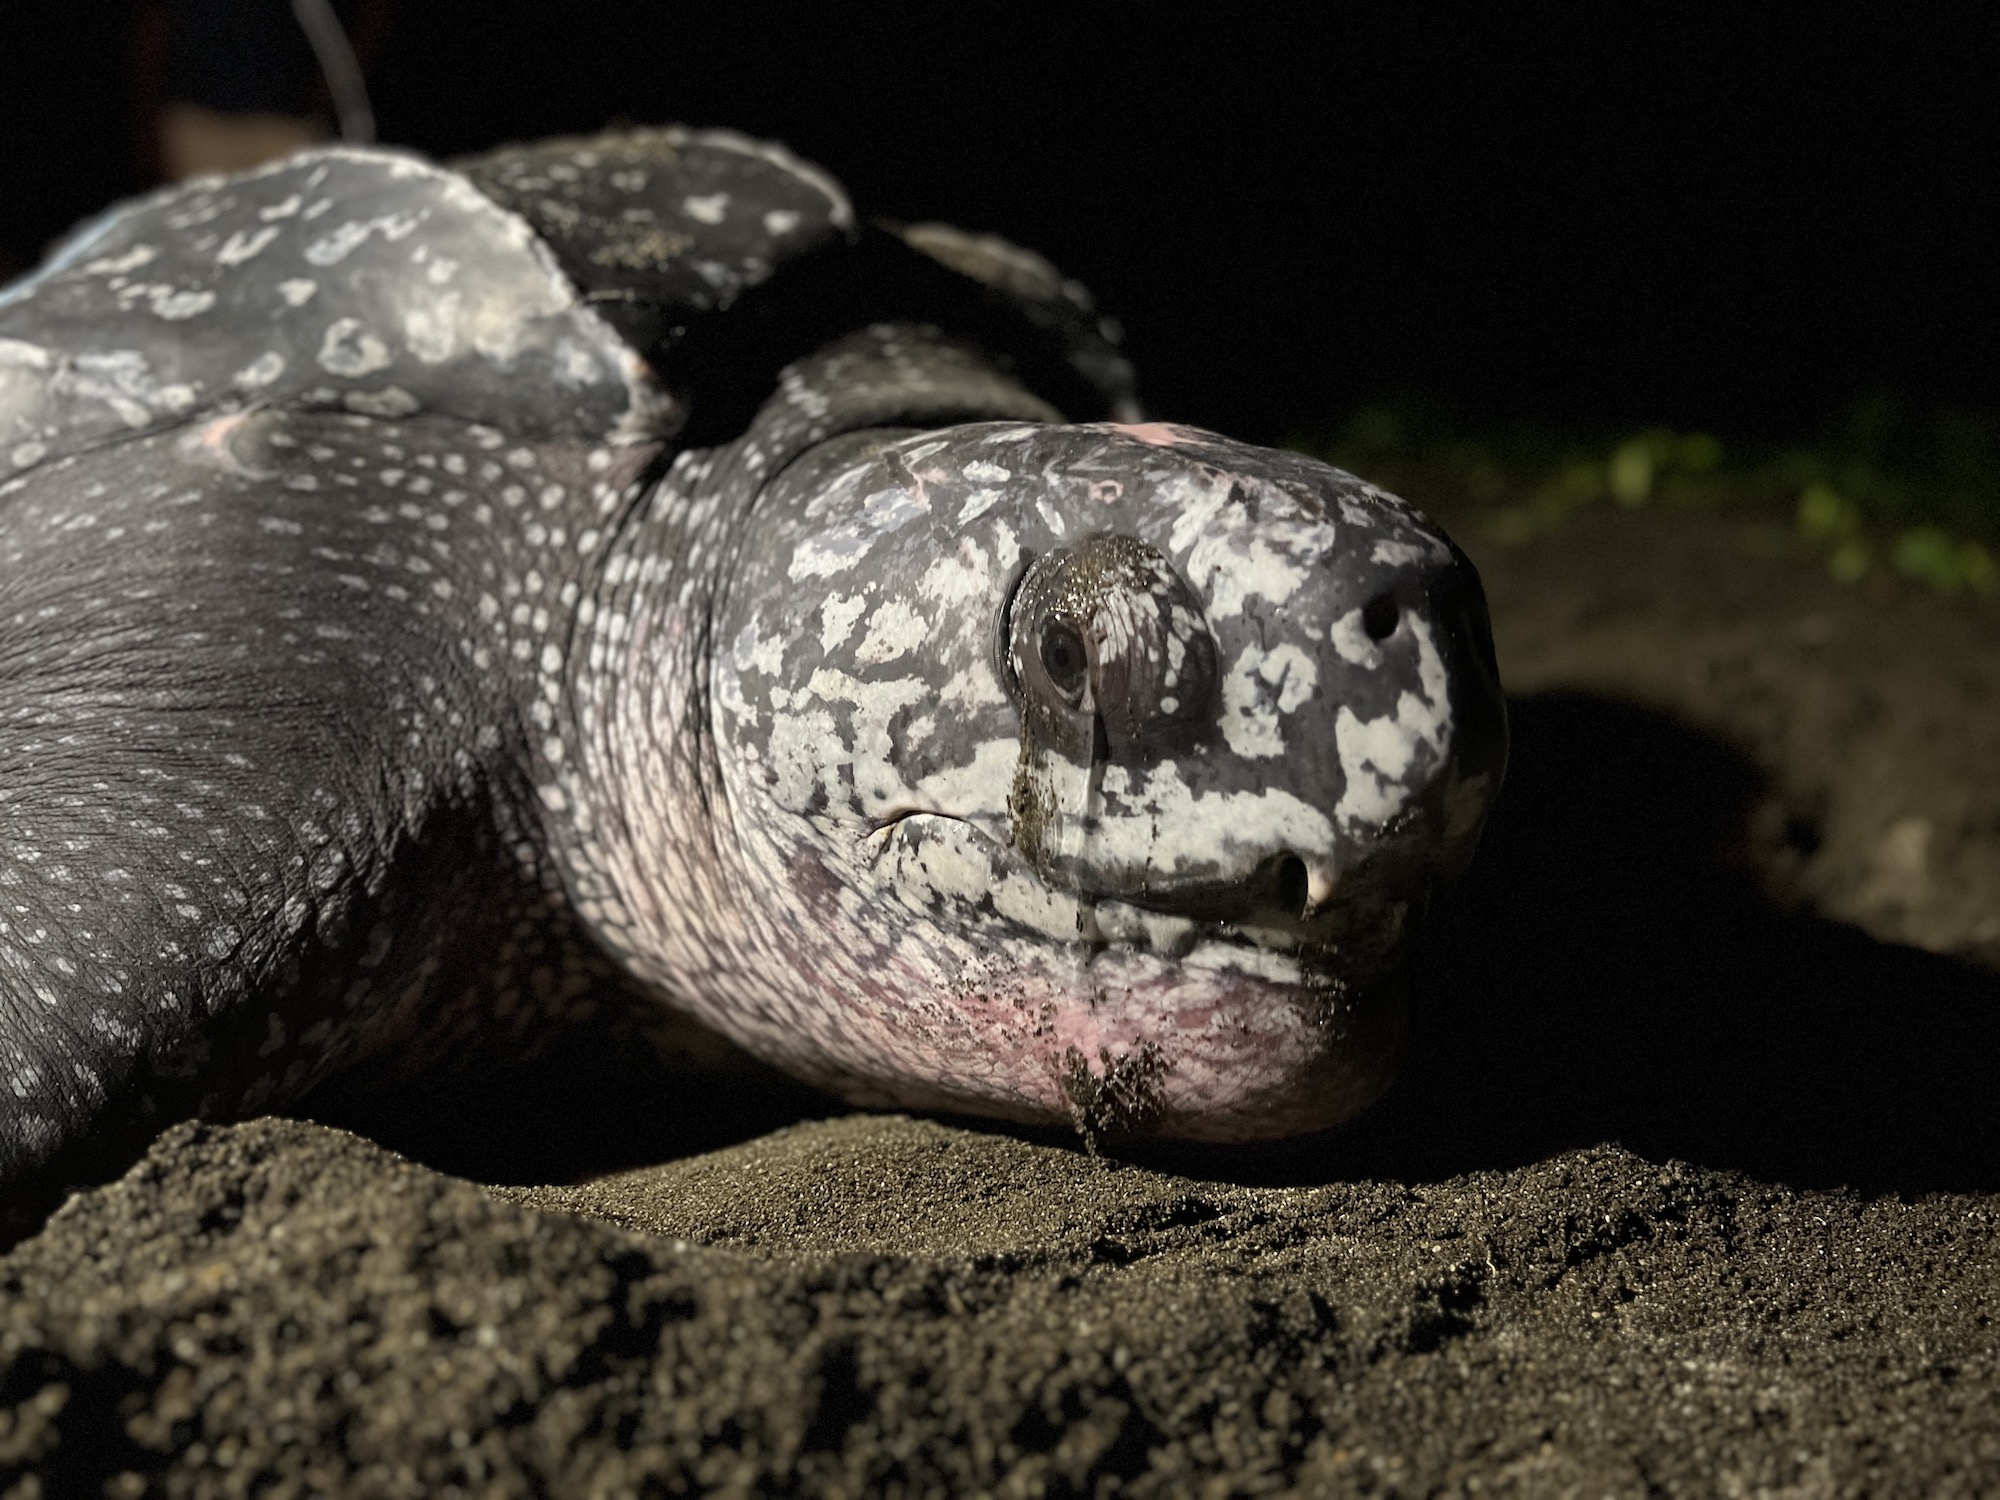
[290,0,376,144]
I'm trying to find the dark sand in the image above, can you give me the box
[5,505,1998,1496]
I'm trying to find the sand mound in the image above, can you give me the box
[5,1113,1997,1496]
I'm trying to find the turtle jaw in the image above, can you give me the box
[840,808,1418,1142]
[868,807,1398,974]
[811,913,1413,1146]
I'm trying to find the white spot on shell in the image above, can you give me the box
[217,225,281,265]
[402,295,464,363]
[233,351,286,389]
[318,318,393,376]
[150,288,216,320]
[80,245,158,275]
[342,387,419,417]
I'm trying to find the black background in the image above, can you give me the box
[2,2,1994,447]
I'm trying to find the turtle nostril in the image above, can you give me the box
[1361,592,1400,642]
[1273,853,1310,920]
[1038,618,1090,702]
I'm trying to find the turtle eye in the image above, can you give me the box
[1038,618,1089,703]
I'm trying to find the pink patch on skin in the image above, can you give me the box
[1088,480,1123,504]
[806,933,1392,1143]
[1108,422,1200,447]
[177,411,268,477]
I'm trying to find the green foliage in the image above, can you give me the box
[1296,397,1999,599]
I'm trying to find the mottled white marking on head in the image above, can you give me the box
[1331,616,1453,827]
[1329,607,1385,667]
[817,593,868,652]
[854,599,928,665]
[1371,539,1430,567]
[1219,642,1319,759]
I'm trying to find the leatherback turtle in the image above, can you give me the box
[0,128,1505,1212]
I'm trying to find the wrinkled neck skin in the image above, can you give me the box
[543,326,1073,1092]
[543,326,1506,1144]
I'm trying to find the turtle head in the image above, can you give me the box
[676,416,1506,1142]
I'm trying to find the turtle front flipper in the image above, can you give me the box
[453,128,1139,443]
[0,146,676,481]
[451,126,858,366]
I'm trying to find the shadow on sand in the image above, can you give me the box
[1202,690,2000,1196]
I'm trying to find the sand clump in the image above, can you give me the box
[5,1113,2000,1496]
